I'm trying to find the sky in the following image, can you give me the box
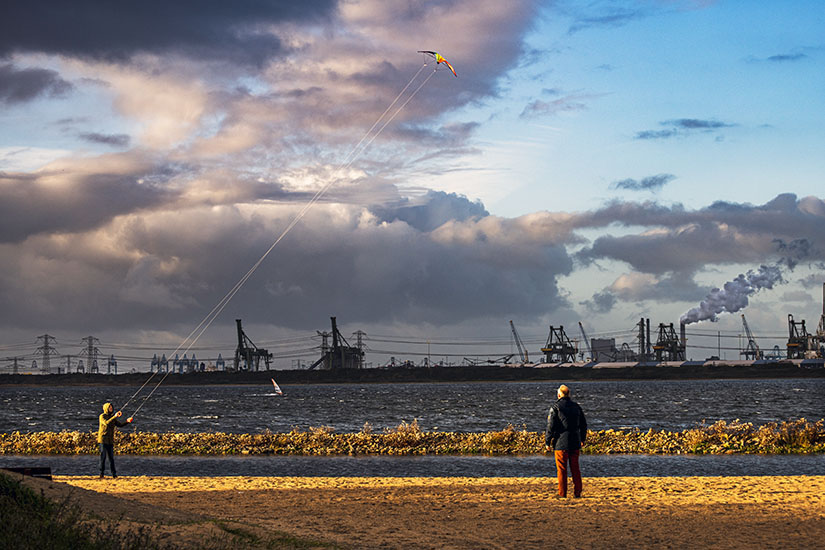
[1,0,824,371]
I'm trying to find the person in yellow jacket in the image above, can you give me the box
[98,402,132,479]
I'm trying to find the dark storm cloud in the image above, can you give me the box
[635,118,735,140]
[634,273,706,303]
[799,271,825,289]
[581,290,617,313]
[589,272,706,308]
[613,173,675,191]
[358,1,538,118]
[0,63,73,104]
[0,1,337,66]
[574,194,825,274]
[370,190,488,233]
[774,238,813,270]
[0,200,574,332]
[79,132,131,147]
[0,167,173,243]
[578,227,731,274]
[252,221,573,328]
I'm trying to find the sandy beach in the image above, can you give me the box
[8,473,822,549]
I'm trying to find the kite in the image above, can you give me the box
[418,50,457,77]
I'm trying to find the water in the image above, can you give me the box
[1,379,823,434]
[1,453,823,478]
[2,379,823,477]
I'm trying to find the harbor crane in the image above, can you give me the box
[233,319,272,371]
[787,314,811,359]
[541,325,578,363]
[653,323,686,361]
[308,317,364,370]
[740,314,763,360]
[578,322,594,361]
[509,320,529,363]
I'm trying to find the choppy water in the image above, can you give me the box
[2,379,823,477]
[1,378,823,434]
[2,453,824,478]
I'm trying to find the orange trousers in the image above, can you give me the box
[554,449,582,497]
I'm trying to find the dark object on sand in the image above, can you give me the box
[2,466,52,480]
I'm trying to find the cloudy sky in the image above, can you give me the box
[1,0,823,370]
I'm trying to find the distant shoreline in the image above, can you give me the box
[1,362,823,386]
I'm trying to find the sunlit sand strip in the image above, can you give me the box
[60,474,825,505]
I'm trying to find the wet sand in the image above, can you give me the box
[17,474,825,549]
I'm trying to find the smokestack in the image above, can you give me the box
[639,318,645,359]
[646,319,651,357]
[819,283,825,336]
[680,321,686,348]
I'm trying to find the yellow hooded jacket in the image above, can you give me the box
[97,403,127,444]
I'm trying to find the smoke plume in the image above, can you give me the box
[680,265,784,325]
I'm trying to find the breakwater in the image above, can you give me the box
[3,419,823,456]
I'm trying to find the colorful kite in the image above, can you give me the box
[418,50,457,77]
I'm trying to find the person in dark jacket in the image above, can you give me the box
[545,384,587,497]
[98,402,132,479]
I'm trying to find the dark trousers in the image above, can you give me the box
[554,449,582,497]
[99,443,116,476]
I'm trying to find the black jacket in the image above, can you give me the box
[545,396,587,451]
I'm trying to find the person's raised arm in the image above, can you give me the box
[101,411,120,427]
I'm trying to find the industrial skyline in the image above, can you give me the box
[1,1,824,361]
[3,304,822,374]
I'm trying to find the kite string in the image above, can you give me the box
[127,64,431,412]
[344,63,427,166]
[354,69,436,155]
[169,64,433,359]
[124,63,437,417]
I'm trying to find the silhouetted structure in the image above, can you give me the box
[541,325,577,363]
[234,319,272,371]
[653,323,686,361]
[309,317,364,370]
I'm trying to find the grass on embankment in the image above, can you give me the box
[0,470,340,550]
[0,471,159,550]
[2,419,823,456]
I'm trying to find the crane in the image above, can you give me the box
[578,322,594,361]
[509,320,529,363]
[741,314,763,360]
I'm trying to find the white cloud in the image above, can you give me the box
[0,146,71,171]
